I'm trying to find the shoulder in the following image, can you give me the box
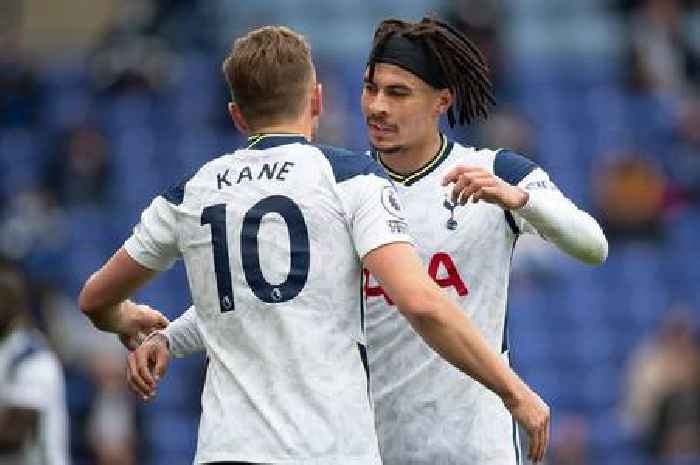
[311,144,388,183]
[161,154,230,206]
[493,149,539,186]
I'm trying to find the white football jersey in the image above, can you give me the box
[364,135,553,465]
[124,134,413,465]
[0,326,70,465]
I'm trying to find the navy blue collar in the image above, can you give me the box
[246,134,309,150]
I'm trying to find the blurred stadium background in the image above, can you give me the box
[2,0,700,464]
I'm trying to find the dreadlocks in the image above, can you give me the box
[368,17,495,127]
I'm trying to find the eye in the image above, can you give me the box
[387,88,409,97]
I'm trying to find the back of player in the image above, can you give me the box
[125,134,410,464]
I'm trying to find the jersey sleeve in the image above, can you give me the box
[123,195,181,271]
[495,149,608,264]
[515,167,608,264]
[338,162,414,259]
[164,305,205,358]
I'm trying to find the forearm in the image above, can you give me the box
[163,306,205,357]
[79,248,158,333]
[403,288,527,407]
[515,189,608,265]
[83,299,134,334]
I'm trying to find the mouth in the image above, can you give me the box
[367,121,397,137]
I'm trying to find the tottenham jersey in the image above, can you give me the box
[0,326,70,465]
[124,134,413,465]
[365,135,552,465]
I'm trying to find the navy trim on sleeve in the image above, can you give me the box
[494,150,538,186]
[313,144,389,183]
[161,170,197,206]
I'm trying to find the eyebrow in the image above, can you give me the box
[363,78,413,92]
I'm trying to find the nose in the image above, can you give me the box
[366,90,389,118]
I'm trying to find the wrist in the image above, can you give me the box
[110,300,138,334]
[144,330,171,352]
[511,187,529,210]
[500,377,528,412]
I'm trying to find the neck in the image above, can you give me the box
[251,121,312,141]
[379,130,442,176]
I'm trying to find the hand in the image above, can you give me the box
[126,332,170,401]
[503,387,550,463]
[118,302,169,350]
[442,166,528,209]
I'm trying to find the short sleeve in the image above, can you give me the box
[339,168,414,259]
[123,196,181,271]
[315,145,414,258]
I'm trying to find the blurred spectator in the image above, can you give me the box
[623,307,700,438]
[594,152,667,242]
[0,30,44,128]
[665,97,700,208]
[444,0,506,94]
[86,351,138,465]
[550,414,591,465]
[43,126,112,208]
[479,108,535,157]
[88,0,177,96]
[0,258,70,465]
[648,375,700,462]
[626,0,700,95]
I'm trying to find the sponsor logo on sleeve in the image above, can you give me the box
[381,186,404,219]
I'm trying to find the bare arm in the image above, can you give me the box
[363,242,550,462]
[78,248,168,337]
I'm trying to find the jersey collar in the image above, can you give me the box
[373,133,454,186]
[246,133,309,150]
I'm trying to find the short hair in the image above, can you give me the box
[222,26,315,129]
[369,17,495,127]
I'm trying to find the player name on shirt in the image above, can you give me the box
[216,161,296,189]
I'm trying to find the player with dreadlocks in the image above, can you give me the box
[123,16,607,465]
[360,16,608,465]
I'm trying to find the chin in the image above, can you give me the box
[370,141,403,154]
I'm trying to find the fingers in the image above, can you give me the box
[126,351,154,401]
[152,343,170,382]
[527,403,550,463]
[442,166,487,186]
[136,343,157,392]
[454,174,495,205]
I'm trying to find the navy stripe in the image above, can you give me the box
[360,277,365,334]
[512,418,521,465]
[504,210,520,236]
[501,308,510,354]
[501,241,517,353]
[314,145,389,183]
[495,150,538,186]
[357,343,370,403]
[162,170,197,206]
